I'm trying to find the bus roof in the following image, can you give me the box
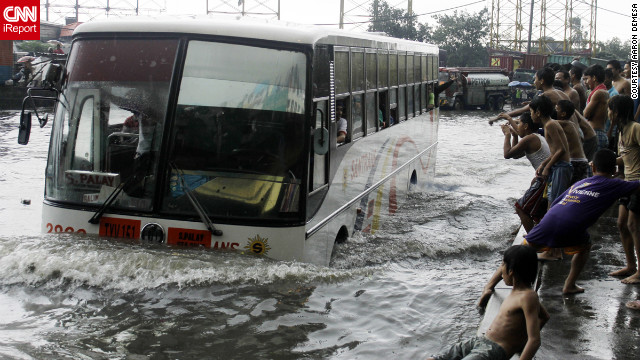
[73,17,438,54]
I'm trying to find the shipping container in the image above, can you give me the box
[547,54,575,66]
[522,54,547,70]
[0,65,11,82]
[0,40,13,66]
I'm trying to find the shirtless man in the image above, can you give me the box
[623,60,632,80]
[556,100,591,184]
[532,95,572,206]
[573,110,598,161]
[570,66,587,113]
[583,64,610,151]
[431,246,549,360]
[489,68,569,124]
[555,70,581,111]
[607,59,631,96]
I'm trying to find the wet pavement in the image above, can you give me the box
[531,206,640,359]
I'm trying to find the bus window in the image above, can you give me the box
[398,87,406,120]
[414,54,421,84]
[352,94,364,139]
[352,48,365,92]
[379,91,389,128]
[379,50,388,89]
[407,53,414,84]
[432,55,438,81]
[389,52,398,87]
[336,99,348,144]
[407,85,414,117]
[313,45,331,98]
[164,40,307,220]
[399,53,407,85]
[414,85,420,114]
[311,101,328,192]
[366,51,376,89]
[46,38,178,211]
[308,100,329,220]
[366,92,377,133]
[421,56,427,82]
[72,96,95,170]
[389,88,397,126]
[335,50,349,95]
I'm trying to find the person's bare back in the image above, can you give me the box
[558,120,587,159]
[573,111,596,139]
[564,87,581,112]
[543,120,571,166]
[486,288,547,359]
[613,77,631,95]
[542,88,570,106]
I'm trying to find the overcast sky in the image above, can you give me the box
[165,0,634,43]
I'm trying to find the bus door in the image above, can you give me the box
[307,100,329,220]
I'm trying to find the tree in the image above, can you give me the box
[596,37,631,60]
[430,9,489,67]
[368,0,419,41]
[367,2,489,67]
[16,41,51,53]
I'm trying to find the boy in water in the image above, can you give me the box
[428,246,549,360]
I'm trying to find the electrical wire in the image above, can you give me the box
[313,0,486,26]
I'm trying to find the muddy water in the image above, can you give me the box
[1,109,638,359]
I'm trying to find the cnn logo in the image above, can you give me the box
[1,1,40,40]
[3,6,37,22]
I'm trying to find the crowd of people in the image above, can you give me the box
[429,60,639,360]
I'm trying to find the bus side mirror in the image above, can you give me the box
[313,127,329,155]
[18,111,32,145]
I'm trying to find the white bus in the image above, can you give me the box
[19,18,439,266]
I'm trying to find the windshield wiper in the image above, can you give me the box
[170,162,223,236]
[88,178,131,225]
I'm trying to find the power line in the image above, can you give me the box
[313,0,486,26]
[577,0,630,18]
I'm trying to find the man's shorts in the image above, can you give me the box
[547,161,573,204]
[523,238,591,255]
[619,192,640,214]
[515,176,548,222]
[595,129,609,151]
[431,335,507,360]
[570,159,592,185]
[583,136,598,162]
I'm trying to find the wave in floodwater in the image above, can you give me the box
[0,234,379,293]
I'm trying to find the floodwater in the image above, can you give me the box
[1,108,639,360]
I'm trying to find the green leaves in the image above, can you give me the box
[367,1,489,67]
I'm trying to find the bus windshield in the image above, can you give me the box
[46,37,307,221]
[164,40,307,221]
[46,38,178,211]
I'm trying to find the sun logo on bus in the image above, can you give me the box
[245,235,271,255]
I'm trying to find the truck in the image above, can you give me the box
[438,67,511,111]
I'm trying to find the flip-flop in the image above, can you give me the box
[625,300,640,310]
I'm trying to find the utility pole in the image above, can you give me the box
[527,0,534,54]
[339,0,345,29]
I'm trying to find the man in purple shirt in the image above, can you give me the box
[479,149,640,306]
